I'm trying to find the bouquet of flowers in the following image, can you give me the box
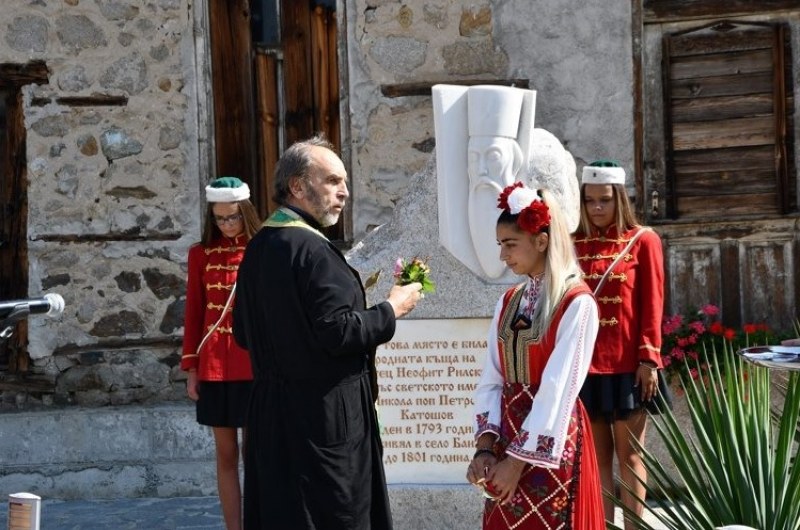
[393,256,436,294]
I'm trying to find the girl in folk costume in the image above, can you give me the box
[181,176,261,530]
[468,182,605,530]
[574,161,671,529]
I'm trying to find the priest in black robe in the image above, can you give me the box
[233,135,422,530]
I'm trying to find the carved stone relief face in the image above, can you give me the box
[467,136,520,189]
[467,135,523,278]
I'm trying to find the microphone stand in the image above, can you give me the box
[0,304,34,342]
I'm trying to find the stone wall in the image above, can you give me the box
[1,0,204,409]
[344,0,635,240]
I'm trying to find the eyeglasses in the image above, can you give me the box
[214,213,243,226]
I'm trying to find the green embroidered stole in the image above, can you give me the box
[263,207,328,240]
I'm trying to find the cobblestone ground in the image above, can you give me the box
[0,496,224,530]
[0,496,670,529]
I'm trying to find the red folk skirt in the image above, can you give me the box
[483,383,605,530]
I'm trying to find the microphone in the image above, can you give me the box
[0,293,65,320]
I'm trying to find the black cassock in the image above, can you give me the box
[233,207,395,530]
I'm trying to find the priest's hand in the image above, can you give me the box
[387,282,422,318]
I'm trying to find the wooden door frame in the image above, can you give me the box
[0,61,49,372]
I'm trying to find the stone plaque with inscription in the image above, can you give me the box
[375,318,491,483]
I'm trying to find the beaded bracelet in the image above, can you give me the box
[473,448,496,460]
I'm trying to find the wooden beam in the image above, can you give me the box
[53,336,183,356]
[33,232,182,243]
[30,95,129,107]
[643,0,798,23]
[0,374,55,393]
[254,52,279,220]
[0,61,49,87]
[380,79,530,98]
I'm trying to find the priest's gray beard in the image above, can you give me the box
[305,183,341,227]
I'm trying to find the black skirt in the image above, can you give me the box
[580,371,673,423]
[196,380,253,428]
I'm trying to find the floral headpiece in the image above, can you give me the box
[497,182,551,234]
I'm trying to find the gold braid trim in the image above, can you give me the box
[206,264,239,272]
[205,246,245,255]
[206,282,234,291]
[207,325,233,334]
[597,296,622,304]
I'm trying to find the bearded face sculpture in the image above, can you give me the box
[432,84,579,281]
[433,85,534,280]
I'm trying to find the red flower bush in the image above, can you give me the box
[661,304,782,386]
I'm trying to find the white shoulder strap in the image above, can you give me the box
[195,282,236,356]
[592,228,650,296]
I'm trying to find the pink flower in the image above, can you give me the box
[671,347,686,361]
[689,368,699,379]
[689,321,706,334]
[688,350,699,360]
[662,314,683,335]
[393,258,404,278]
[701,304,720,316]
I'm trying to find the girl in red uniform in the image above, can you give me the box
[181,177,261,530]
[468,182,604,530]
[574,161,671,529]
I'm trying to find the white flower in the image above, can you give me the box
[506,187,540,215]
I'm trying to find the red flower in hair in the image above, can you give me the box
[497,182,524,212]
[517,200,551,234]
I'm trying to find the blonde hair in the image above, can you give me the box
[498,189,583,337]
[578,183,640,235]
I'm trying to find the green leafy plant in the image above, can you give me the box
[393,256,436,294]
[608,339,800,530]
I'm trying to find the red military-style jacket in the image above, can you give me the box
[180,234,253,381]
[574,224,664,374]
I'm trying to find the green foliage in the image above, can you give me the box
[393,256,436,294]
[608,341,800,530]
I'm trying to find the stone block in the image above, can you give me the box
[369,36,427,74]
[6,15,49,53]
[389,485,483,530]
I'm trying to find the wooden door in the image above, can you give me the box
[252,0,343,240]
[208,0,259,209]
[640,15,799,332]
